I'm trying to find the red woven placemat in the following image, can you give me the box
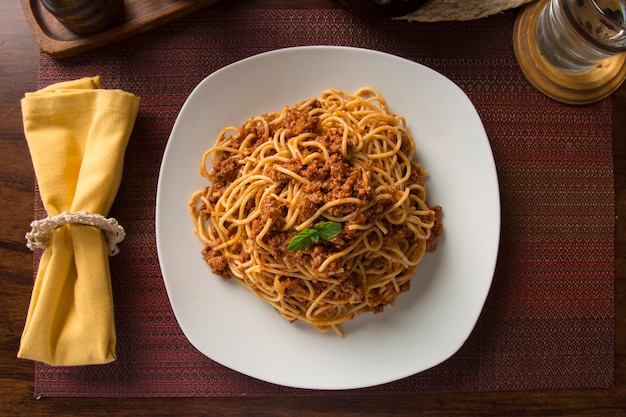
[32,8,614,397]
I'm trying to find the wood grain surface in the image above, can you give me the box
[1,0,624,415]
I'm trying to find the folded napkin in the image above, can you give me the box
[19,76,140,366]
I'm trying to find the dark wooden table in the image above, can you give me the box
[1,1,624,415]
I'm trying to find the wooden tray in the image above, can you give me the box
[21,0,222,58]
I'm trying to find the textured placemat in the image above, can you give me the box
[32,8,614,397]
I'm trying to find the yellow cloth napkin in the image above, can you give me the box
[19,76,140,366]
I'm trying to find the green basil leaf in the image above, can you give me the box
[313,222,342,240]
[287,228,317,251]
[287,222,341,252]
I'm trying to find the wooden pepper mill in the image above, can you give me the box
[40,0,123,35]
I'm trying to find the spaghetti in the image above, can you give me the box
[190,88,443,336]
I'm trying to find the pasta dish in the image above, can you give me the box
[189,88,443,336]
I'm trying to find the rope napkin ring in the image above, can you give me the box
[26,211,125,256]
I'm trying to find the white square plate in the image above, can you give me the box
[156,46,500,390]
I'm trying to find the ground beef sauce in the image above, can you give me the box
[202,99,443,314]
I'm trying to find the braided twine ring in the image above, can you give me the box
[25,211,125,256]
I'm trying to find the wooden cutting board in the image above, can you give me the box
[21,0,222,58]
